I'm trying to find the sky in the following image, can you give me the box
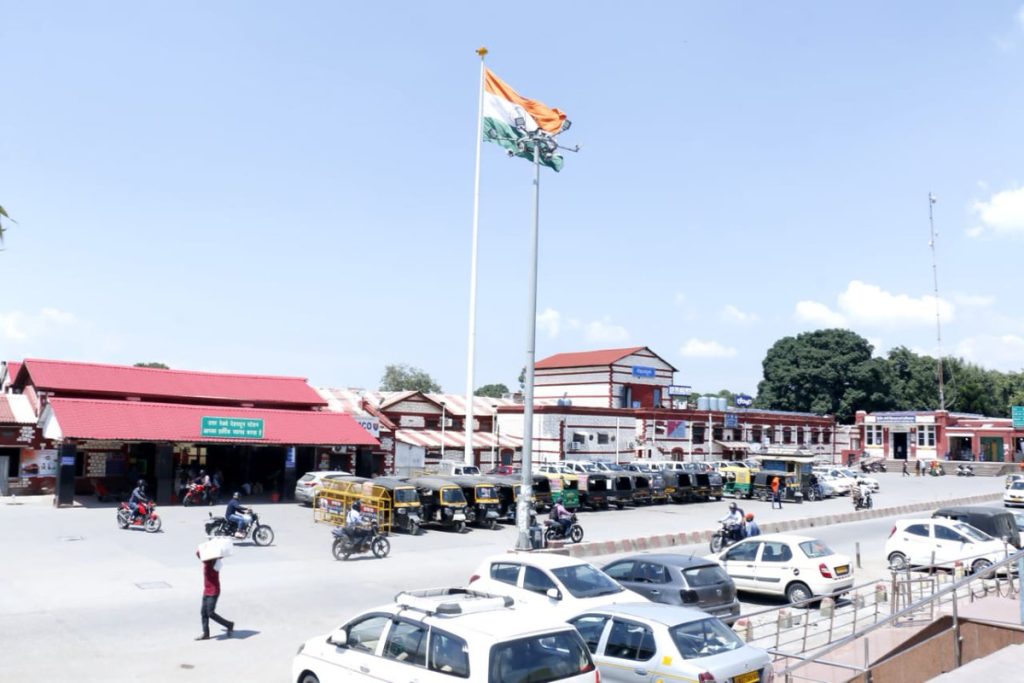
[2,2,1024,396]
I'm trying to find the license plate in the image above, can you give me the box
[835,565,850,576]
[735,671,760,683]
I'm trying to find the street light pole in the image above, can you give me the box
[441,401,447,460]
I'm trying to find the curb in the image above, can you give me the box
[545,491,1003,559]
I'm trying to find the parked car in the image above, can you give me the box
[814,467,879,492]
[486,464,518,476]
[294,470,353,505]
[1005,473,1024,489]
[292,587,598,683]
[885,518,1011,574]
[468,553,645,615]
[1010,510,1024,534]
[601,554,741,623]
[932,506,1021,549]
[568,603,771,683]
[706,533,855,604]
[818,473,853,496]
[1005,481,1024,507]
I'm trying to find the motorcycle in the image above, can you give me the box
[332,522,390,560]
[543,513,584,544]
[182,482,218,506]
[204,509,275,546]
[709,520,744,553]
[852,488,873,511]
[117,501,162,533]
[956,464,975,477]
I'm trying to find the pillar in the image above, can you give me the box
[55,441,77,507]
[155,444,174,505]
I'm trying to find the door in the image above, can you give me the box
[597,618,657,683]
[898,523,932,565]
[932,523,968,568]
[521,565,560,608]
[325,614,393,682]
[631,560,672,603]
[720,541,762,591]
[893,433,908,460]
[753,540,795,596]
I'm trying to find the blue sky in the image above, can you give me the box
[3,2,1024,396]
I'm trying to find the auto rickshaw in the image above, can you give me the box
[751,471,801,503]
[443,475,501,529]
[720,465,753,499]
[631,473,653,505]
[372,477,424,534]
[578,472,613,510]
[482,475,518,522]
[405,476,469,532]
[545,472,581,511]
[660,470,693,503]
[611,473,635,509]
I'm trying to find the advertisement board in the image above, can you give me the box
[19,449,59,478]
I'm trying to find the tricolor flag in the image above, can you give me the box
[483,68,569,172]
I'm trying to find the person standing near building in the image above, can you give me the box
[902,461,909,477]
[196,551,234,641]
[770,476,782,509]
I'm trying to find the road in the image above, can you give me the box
[0,473,1003,682]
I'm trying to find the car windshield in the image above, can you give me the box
[1012,482,1024,490]
[953,523,993,542]
[461,466,481,475]
[669,618,744,660]
[298,474,315,483]
[488,630,593,683]
[681,564,730,587]
[798,540,834,558]
[551,564,624,598]
[475,485,497,500]
[441,488,466,504]
[604,463,625,471]
[394,488,418,503]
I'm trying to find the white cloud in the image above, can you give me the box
[794,300,847,327]
[1018,4,1024,29]
[679,338,737,358]
[953,293,994,308]
[536,308,562,338]
[584,317,629,343]
[0,308,77,342]
[838,280,953,326]
[971,185,1024,237]
[955,334,1024,371]
[720,304,759,325]
[673,292,687,306]
[865,337,885,357]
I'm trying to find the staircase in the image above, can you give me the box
[884,459,1015,477]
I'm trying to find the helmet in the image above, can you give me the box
[352,501,362,511]
[729,502,738,511]
[233,492,240,500]
[137,479,145,488]
[745,513,754,521]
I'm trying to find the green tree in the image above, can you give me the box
[756,329,894,422]
[134,362,170,369]
[380,363,441,393]
[475,383,510,398]
[518,366,526,391]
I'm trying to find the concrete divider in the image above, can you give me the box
[539,491,1002,560]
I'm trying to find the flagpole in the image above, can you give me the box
[463,47,487,466]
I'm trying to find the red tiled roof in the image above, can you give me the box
[4,361,22,384]
[535,347,649,370]
[45,398,377,445]
[0,394,36,424]
[17,359,326,407]
[0,395,17,423]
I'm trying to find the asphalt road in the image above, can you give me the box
[0,473,1003,682]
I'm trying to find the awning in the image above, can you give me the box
[42,398,379,446]
[395,429,520,450]
[715,440,751,451]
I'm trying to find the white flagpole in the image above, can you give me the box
[463,47,487,466]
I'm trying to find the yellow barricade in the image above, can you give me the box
[314,478,393,535]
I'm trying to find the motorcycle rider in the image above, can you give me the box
[745,512,761,537]
[128,479,149,521]
[719,502,745,541]
[855,481,871,509]
[550,500,573,537]
[225,492,251,539]
[346,501,368,546]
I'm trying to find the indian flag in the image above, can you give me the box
[483,68,568,172]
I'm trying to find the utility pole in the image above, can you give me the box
[928,192,945,411]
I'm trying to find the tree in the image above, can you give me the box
[0,205,16,249]
[475,383,510,398]
[134,362,170,369]
[380,363,441,393]
[755,329,894,422]
[518,366,526,391]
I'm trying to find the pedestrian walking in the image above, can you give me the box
[196,550,234,641]
[902,461,909,477]
[770,476,782,509]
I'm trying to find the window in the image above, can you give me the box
[723,542,760,562]
[568,614,609,654]
[693,425,706,444]
[345,615,391,653]
[866,426,884,447]
[751,427,762,443]
[905,524,929,537]
[797,429,805,445]
[953,523,992,542]
[490,563,520,585]
[550,564,623,599]
[428,629,470,678]
[798,540,835,558]
[712,426,723,441]
[489,631,594,683]
[523,566,557,595]
[602,561,635,581]
[597,432,609,445]
[571,432,586,445]
[384,620,428,666]
[634,561,669,584]
[934,525,965,543]
[604,619,656,661]
[810,430,820,445]
[682,564,730,588]
[669,618,744,660]
[760,541,793,562]
[732,428,742,440]
[823,430,832,445]
[782,427,793,444]
[917,426,936,447]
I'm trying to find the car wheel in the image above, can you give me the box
[300,674,319,683]
[785,581,813,605]
[758,490,768,503]
[888,552,909,571]
[971,559,993,575]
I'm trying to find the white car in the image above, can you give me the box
[707,533,855,604]
[1005,481,1024,507]
[468,553,646,615]
[294,470,352,505]
[818,473,853,496]
[815,467,880,492]
[885,518,1011,574]
[292,587,599,683]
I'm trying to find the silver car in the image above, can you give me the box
[568,602,771,683]
[602,554,740,623]
[294,470,352,505]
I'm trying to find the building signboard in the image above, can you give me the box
[631,366,656,378]
[873,415,918,425]
[1014,406,1024,429]
[735,394,754,407]
[725,413,739,428]
[200,416,265,439]
[354,416,380,438]
[667,385,692,396]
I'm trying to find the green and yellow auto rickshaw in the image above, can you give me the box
[444,475,501,529]
[406,476,469,532]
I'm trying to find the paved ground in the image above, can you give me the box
[0,473,1004,682]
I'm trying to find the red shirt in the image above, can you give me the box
[202,560,221,596]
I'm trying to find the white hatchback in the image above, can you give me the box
[468,553,646,615]
[706,533,855,604]
[294,471,352,505]
[885,518,1011,574]
[1004,481,1024,507]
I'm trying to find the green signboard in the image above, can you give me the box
[1013,406,1024,429]
[201,416,265,439]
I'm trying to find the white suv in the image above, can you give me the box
[292,588,599,683]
